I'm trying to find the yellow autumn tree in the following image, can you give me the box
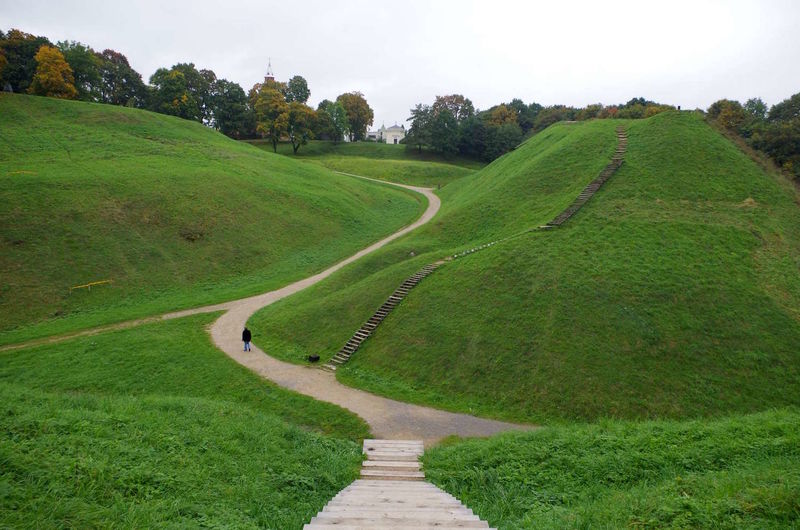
[487,104,518,126]
[254,86,289,152]
[28,45,78,99]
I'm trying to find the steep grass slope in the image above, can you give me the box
[0,94,424,344]
[248,120,623,365]
[252,112,800,423]
[251,139,482,187]
[0,314,367,527]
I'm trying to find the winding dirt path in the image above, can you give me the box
[5,174,532,443]
[168,174,532,444]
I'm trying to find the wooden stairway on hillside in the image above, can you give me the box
[322,262,445,372]
[303,439,494,529]
[321,126,628,372]
[540,125,628,228]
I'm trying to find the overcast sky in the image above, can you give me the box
[3,0,799,127]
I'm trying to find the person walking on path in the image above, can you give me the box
[242,327,252,352]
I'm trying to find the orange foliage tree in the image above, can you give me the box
[487,104,518,126]
[28,45,77,99]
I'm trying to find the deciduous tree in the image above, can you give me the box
[487,104,518,126]
[57,40,102,101]
[285,75,310,103]
[209,78,254,139]
[429,108,458,154]
[170,63,214,122]
[457,115,488,159]
[28,45,78,99]
[768,93,800,123]
[743,98,768,121]
[406,104,433,153]
[254,85,289,152]
[707,99,746,130]
[96,49,146,106]
[507,98,540,133]
[337,91,373,141]
[316,99,349,142]
[149,68,200,120]
[432,94,474,122]
[0,29,52,93]
[484,122,522,160]
[287,101,316,153]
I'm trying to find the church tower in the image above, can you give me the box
[264,58,275,83]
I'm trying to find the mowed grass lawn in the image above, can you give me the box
[249,139,483,187]
[250,112,800,424]
[0,94,424,345]
[423,410,800,529]
[0,313,367,528]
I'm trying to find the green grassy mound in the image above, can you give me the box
[0,94,424,344]
[423,410,800,529]
[251,139,482,187]
[249,120,623,368]
[251,112,800,423]
[0,314,367,527]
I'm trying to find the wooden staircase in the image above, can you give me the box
[540,125,627,228]
[322,126,628,372]
[303,439,494,529]
[322,261,445,371]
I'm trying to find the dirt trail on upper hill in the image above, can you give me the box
[170,174,532,444]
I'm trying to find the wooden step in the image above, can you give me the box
[360,469,425,480]
[306,516,489,530]
[363,460,421,470]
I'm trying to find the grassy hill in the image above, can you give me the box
[250,112,800,423]
[0,314,367,527]
[0,94,424,344]
[249,139,483,187]
[423,409,800,529]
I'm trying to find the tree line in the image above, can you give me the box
[0,28,375,151]
[406,95,675,161]
[706,95,800,180]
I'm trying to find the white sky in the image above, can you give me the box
[2,0,799,128]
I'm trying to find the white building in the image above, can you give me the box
[366,123,406,144]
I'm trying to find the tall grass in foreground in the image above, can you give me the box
[0,314,367,527]
[423,410,800,529]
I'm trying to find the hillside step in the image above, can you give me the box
[360,469,425,480]
[363,461,421,471]
[305,526,490,530]
[364,453,421,462]
[312,513,480,523]
[363,439,423,447]
[308,519,488,528]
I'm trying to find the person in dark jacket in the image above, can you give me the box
[242,327,252,351]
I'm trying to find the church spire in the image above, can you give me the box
[265,58,275,83]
